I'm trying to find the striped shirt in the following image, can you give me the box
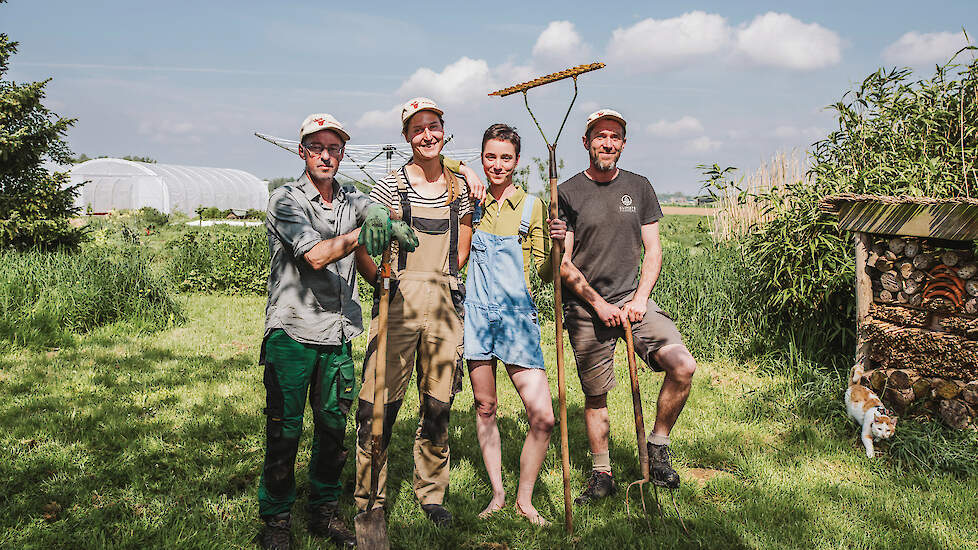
[369,165,473,219]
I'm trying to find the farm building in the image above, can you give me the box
[69,158,269,215]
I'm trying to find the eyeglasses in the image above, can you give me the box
[302,144,344,157]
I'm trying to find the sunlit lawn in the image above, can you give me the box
[1,293,976,549]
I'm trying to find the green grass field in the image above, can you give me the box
[1,216,976,549]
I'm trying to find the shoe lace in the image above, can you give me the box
[585,471,605,493]
[652,444,674,467]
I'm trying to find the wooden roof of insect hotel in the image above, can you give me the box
[819,193,978,241]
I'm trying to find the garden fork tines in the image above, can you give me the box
[623,318,688,536]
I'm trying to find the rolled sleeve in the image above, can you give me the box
[266,189,321,259]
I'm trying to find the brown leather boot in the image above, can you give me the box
[307,501,356,547]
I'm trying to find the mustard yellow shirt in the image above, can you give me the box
[474,186,553,288]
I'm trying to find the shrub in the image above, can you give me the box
[0,248,182,349]
[166,228,268,293]
[136,206,169,227]
[707,47,978,361]
[0,28,85,251]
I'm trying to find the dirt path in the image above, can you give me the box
[662,205,716,216]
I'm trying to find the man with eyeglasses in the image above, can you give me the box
[256,113,417,549]
[557,109,698,505]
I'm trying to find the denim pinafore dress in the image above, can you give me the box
[463,197,546,370]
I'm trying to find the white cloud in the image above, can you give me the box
[533,21,591,67]
[490,61,535,90]
[396,57,494,105]
[606,12,731,73]
[137,118,219,145]
[686,136,722,153]
[355,104,401,132]
[735,12,842,70]
[647,116,704,137]
[882,31,970,65]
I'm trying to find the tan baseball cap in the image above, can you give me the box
[585,108,627,135]
[400,97,444,130]
[299,113,350,142]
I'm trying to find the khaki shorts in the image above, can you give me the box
[564,297,684,396]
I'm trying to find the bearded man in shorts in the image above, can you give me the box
[557,109,698,504]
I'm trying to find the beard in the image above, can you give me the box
[589,147,620,172]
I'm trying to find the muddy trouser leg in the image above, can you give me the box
[413,306,464,506]
[257,330,316,517]
[354,310,417,512]
[308,342,357,507]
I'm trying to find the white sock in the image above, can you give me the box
[591,451,611,473]
[648,433,670,446]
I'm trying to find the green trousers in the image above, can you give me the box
[257,329,357,517]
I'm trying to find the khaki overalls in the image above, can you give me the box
[354,166,465,511]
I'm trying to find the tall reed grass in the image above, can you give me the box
[0,248,182,349]
[710,151,807,241]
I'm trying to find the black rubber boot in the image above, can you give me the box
[257,513,292,550]
[573,470,617,505]
[307,501,356,547]
[648,442,681,489]
[421,504,453,527]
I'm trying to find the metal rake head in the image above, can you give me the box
[488,63,605,97]
[488,62,605,152]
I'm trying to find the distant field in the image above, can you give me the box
[662,206,715,216]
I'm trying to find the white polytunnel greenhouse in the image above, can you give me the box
[69,158,269,214]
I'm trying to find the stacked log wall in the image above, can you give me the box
[861,235,978,429]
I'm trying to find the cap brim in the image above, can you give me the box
[402,107,444,129]
[586,115,627,132]
[301,126,350,142]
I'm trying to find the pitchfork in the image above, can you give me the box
[623,318,688,535]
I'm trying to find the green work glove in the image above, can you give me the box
[359,204,392,256]
[390,219,419,252]
[440,154,462,173]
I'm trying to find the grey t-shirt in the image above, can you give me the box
[557,169,663,306]
[263,174,374,355]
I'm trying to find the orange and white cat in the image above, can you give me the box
[846,366,898,458]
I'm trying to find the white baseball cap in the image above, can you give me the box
[400,97,444,130]
[585,109,627,135]
[299,113,350,142]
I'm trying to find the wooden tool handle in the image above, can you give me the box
[623,319,649,478]
[371,247,392,436]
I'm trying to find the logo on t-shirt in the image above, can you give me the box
[619,194,636,213]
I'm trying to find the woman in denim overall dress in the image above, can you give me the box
[465,124,567,525]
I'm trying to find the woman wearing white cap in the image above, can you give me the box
[353,97,479,527]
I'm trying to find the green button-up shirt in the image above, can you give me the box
[263,174,374,353]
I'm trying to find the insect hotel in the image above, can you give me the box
[820,194,978,429]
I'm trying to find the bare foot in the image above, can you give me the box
[515,500,550,527]
[478,495,506,519]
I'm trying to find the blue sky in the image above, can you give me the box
[6,1,976,193]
